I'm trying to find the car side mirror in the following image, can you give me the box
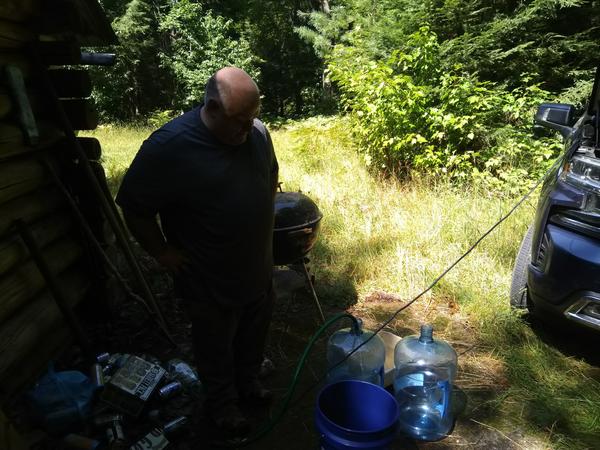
[534,103,575,138]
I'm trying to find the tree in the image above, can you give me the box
[92,0,170,121]
[158,0,259,110]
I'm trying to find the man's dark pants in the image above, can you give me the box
[183,287,275,414]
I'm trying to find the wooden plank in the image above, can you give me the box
[60,99,98,130]
[48,69,92,98]
[0,134,62,162]
[0,267,89,377]
[0,122,23,144]
[0,88,42,121]
[19,97,99,130]
[39,3,83,36]
[0,19,35,48]
[0,409,27,450]
[0,158,48,204]
[0,122,63,161]
[39,0,117,46]
[0,120,63,146]
[0,238,83,324]
[37,41,81,66]
[0,92,11,118]
[0,0,39,22]
[0,188,63,238]
[4,65,38,145]
[0,178,50,210]
[0,212,72,276]
[78,137,101,160]
[0,53,31,79]
[0,327,71,406]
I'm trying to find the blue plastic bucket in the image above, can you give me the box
[315,380,400,450]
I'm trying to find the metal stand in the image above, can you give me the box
[300,258,325,323]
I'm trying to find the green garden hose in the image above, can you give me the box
[217,312,359,447]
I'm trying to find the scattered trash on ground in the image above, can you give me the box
[22,351,201,450]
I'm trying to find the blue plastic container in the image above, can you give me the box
[315,380,399,450]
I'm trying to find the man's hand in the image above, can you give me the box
[121,209,191,275]
[156,245,191,275]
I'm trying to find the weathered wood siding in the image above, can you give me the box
[0,0,116,405]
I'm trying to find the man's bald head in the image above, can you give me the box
[202,67,261,146]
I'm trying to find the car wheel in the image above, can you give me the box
[510,225,533,309]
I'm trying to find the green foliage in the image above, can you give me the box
[435,0,600,91]
[328,27,562,189]
[93,0,326,121]
[241,1,326,116]
[300,0,599,95]
[557,68,596,108]
[146,109,179,128]
[296,5,354,58]
[158,0,259,110]
[91,0,170,122]
[93,0,597,191]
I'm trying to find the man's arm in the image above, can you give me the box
[264,126,279,196]
[122,209,189,274]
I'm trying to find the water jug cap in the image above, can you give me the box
[419,324,434,343]
[351,317,363,335]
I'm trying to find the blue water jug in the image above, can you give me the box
[326,319,385,386]
[393,324,457,441]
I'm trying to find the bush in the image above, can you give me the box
[146,109,180,128]
[327,27,562,191]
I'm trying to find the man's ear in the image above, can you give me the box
[205,98,221,117]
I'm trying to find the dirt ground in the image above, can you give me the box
[15,259,550,450]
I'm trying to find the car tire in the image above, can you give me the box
[510,225,533,309]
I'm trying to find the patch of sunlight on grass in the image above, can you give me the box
[273,117,533,313]
[272,116,600,449]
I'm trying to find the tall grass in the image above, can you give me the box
[85,117,600,449]
[88,124,155,194]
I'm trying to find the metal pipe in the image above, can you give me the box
[79,52,116,66]
[301,260,325,323]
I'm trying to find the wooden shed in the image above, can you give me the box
[0,1,143,445]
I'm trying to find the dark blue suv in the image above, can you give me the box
[510,66,600,332]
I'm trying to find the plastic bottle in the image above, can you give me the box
[105,419,127,450]
[326,319,385,386]
[165,359,204,401]
[393,324,457,441]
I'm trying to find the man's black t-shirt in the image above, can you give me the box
[115,106,278,307]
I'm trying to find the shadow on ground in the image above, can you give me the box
[30,254,597,449]
[528,314,600,367]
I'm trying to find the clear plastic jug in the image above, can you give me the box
[393,324,457,441]
[326,319,385,386]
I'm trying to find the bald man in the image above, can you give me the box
[116,67,278,436]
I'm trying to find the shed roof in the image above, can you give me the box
[0,0,117,46]
[67,0,118,46]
